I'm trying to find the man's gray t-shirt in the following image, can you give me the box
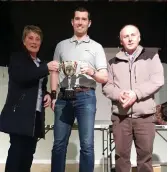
[53,36,107,89]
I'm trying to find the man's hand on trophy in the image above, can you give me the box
[80,64,95,76]
[47,61,60,72]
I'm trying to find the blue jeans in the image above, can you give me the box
[51,89,96,172]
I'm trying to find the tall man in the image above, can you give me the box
[50,7,108,172]
[103,25,164,172]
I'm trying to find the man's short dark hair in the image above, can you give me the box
[72,7,91,20]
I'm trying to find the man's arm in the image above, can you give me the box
[50,43,61,110]
[50,42,61,92]
[81,43,108,83]
[81,67,108,83]
[93,44,108,83]
[102,62,122,101]
[43,77,51,108]
[90,68,108,83]
[133,54,164,100]
[50,71,59,92]
[50,70,59,110]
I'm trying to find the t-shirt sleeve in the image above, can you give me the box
[53,42,61,62]
[95,44,107,70]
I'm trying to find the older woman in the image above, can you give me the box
[0,25,58,172]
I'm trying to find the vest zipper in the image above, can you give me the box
[134,65,137,83]
[129,61,133,116]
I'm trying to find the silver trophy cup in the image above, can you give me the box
[62,61,77,99]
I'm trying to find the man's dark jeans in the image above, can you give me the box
[51,89,96,172]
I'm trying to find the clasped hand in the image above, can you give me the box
[119,90,137,109]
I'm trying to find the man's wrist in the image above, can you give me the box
[90,69,96,77]
[50,90,57,100]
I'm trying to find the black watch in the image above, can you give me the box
[50,90,57,100]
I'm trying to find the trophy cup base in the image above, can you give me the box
[63,89,76,100]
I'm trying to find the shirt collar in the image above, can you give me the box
[70,35,90,43]
[124,46,139,57]
[116,45,143,61]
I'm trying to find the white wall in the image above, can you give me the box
[0,48,167,165]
